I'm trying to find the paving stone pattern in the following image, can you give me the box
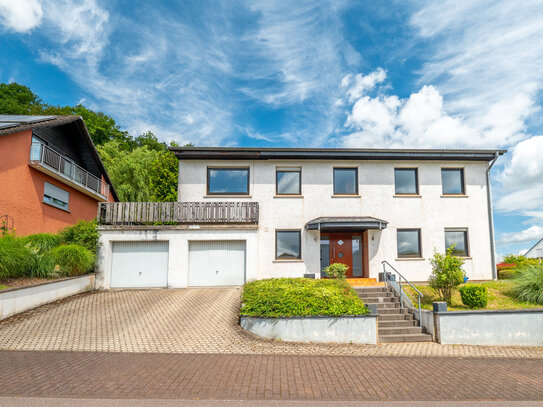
[1,351,542,400]
[0,289,542,358]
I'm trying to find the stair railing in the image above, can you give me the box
[381,260,423,318]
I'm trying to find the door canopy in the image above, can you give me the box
[306,217,388,232]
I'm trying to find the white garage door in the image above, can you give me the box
[111,241,169,288]
[188,241,246,286]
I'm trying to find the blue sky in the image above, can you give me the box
[1,0,543,257]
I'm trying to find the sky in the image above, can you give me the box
[1,0,542,258]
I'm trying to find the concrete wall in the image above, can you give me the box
[0,129,106,236]
[437,310,543,346]
[96,227,258,289]
[0,274,95,320]
[412,308,435,339]
[178,159,493,282]
[240,315,378,344]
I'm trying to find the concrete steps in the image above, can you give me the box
[356,286,432,343]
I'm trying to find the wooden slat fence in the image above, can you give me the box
[98,202,259,225]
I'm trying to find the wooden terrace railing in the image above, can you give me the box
[98,202,259,225]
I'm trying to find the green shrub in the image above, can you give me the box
[459,284,488,308]
[513,264,543,305]
[502,254,528,265]
[23,233,61,254]
[0,236,33,278]
[428,247,466,304]
[59,220,100,253]
[240,278,369,317]
[322,262,349,279]
[50,244,95,276]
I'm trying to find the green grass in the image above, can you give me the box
[406,280,543,311]
[241,278,369,317]
[512,265,543,305]
[0,285,7,290]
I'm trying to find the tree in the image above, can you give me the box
[149,150,178,202]
[0,83,43,114]
[428,247,466,304]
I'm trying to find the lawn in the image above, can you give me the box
[405,280,542,311]
[240,278,369,317]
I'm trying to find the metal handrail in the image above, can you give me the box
[381,260,423,318]
[30,142,110,200]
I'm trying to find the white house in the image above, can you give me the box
[525,238,543,260]
[96,147,505,289]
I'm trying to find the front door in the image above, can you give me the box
[329,233,354,278]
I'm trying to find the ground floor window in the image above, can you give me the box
[43,181,69,211]
[397,229,421,258]
[275,230,301,259]
[445,228,469,256]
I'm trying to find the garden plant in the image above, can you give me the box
[322,262,349,279]
[428,247,466,304]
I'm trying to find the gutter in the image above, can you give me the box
[486,152,500,280]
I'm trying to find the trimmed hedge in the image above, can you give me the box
[459,284,488,308]
[240,278,369,317]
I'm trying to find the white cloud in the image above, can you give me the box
[340,68,386,103]
[0,0,43,32]
[498,225,543,245]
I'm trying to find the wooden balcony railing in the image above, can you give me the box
[98,202,259,225]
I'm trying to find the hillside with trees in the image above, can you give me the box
[0,83,180,202]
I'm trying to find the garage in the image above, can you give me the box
[188,241,246,286]
[110,241,169,288]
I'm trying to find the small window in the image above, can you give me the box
[43,182,69,211]
[395,168,418,195]
[333,168,358,195]
[442,168,465,195]
[207,167,249,195]
[276,230,301,259]
[276,167,301,195]
[397,229,421,258]
[445,229,469,256]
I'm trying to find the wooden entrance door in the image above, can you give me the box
[329,233,354,278]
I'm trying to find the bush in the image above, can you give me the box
[240,278,369,317]
[513,264,543,305]
[59,220,100,253]
[322,262,349,279]
[459,284,488,308]
[50,244,95,276]
[0,236,32,278]
[23,233,61,254]
[428,247,466,304]
[502,254,528,265]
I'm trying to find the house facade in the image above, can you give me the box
[0,115,118,236]
[525,238,543,259]
[96,147,504,289]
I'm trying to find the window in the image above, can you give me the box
[397,229,421,258]
[276,167,301,195]
[207,167,250,195]
[445,228,469,256]
[441,168,465,195]
[333,168,358,195]
[394,168,418,195]
[43,182,69,211]
[276,230,301,259]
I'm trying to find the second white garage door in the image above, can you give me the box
[188,241,246,286]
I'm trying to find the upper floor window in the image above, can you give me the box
[397,229,421,258]
[276,167,301,195]
[207,167,250,195]
[333,168,358,195]
[276,230,302,259]
[43,181,69,211]
[394,168,418,195]
[441,168,465,195]
[445,228,469,256]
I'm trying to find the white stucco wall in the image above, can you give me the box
[178,159,494,282]
[96,227,258,289]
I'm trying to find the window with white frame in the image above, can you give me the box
[43,182,69,211]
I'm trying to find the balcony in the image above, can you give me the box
[98,201,259,225]
[29,142,110,201]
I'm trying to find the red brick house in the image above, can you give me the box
[0,115,118,236]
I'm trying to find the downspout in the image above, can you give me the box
[486,153,500,280]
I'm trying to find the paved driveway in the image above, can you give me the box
[0,288,542,358]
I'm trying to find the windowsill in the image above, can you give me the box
[42,201,70,213]
[331,194,361,198]
[274,195,303,199]
[204,195,252,198]
[441,194,469,198]
[273,259,304,263]
[396,257,425,261]
[393,194,421,198]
